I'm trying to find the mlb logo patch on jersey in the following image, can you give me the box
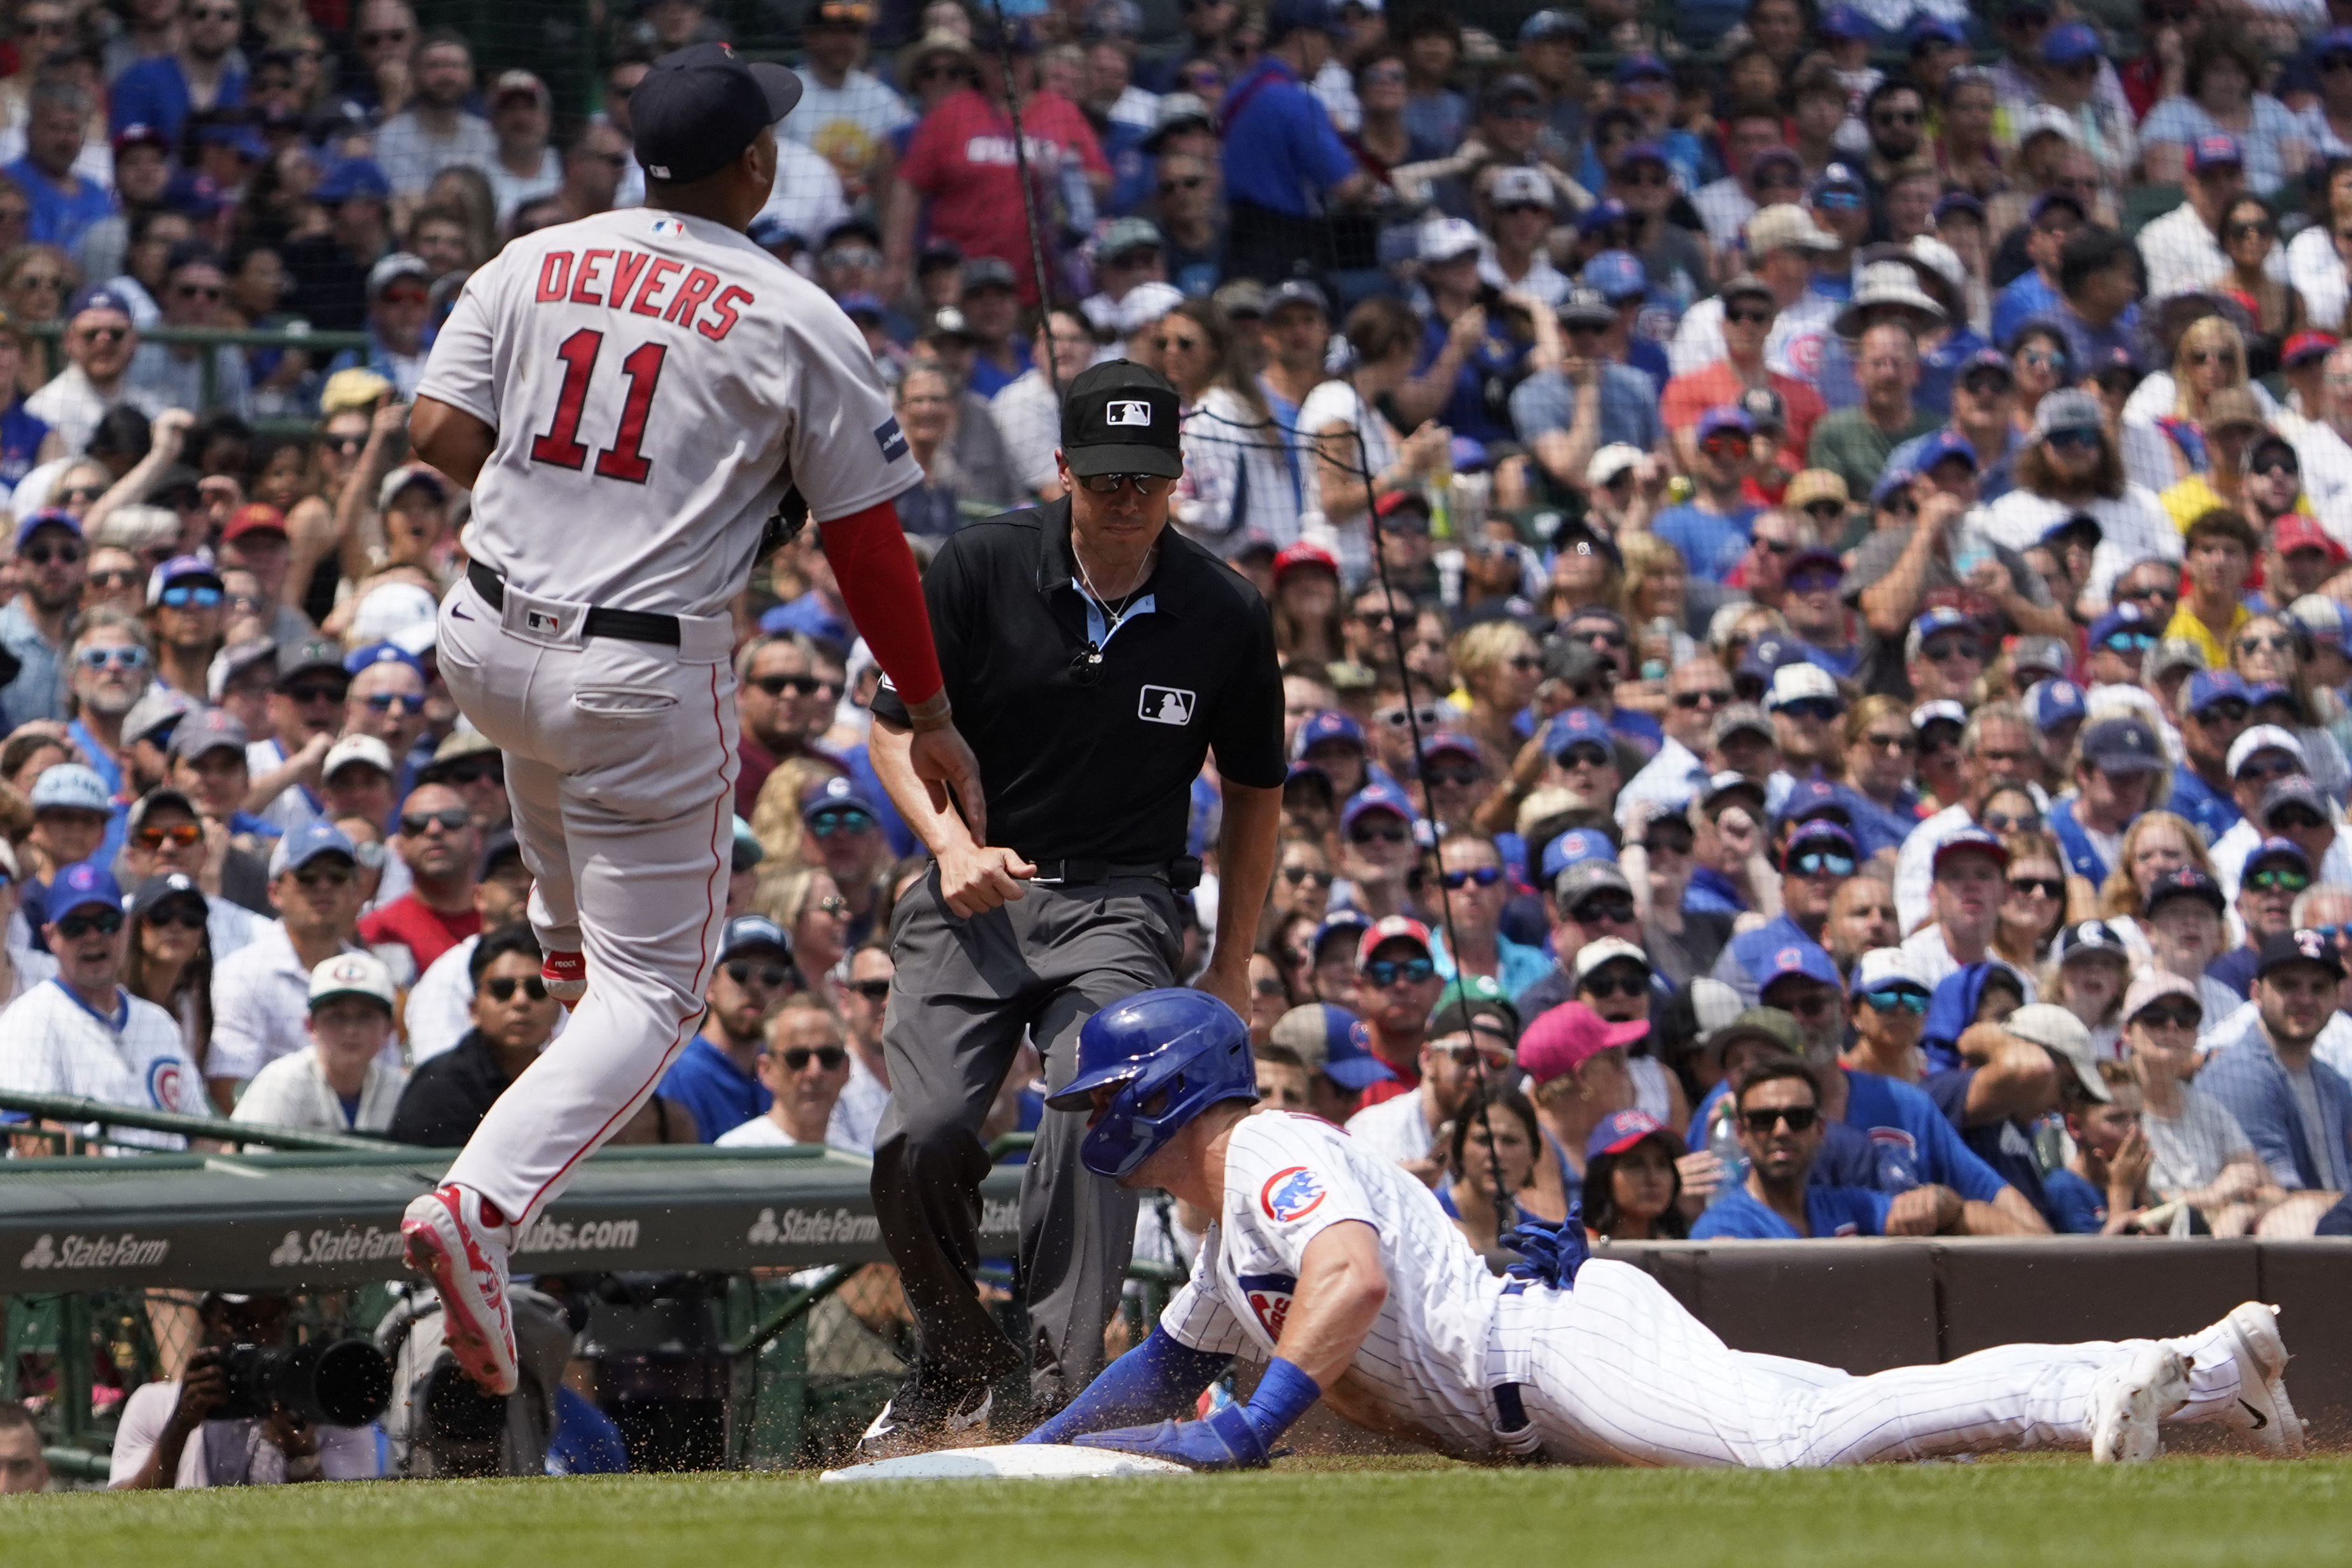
[650,216,687,239]
[1106,400,1154,428]
[876,416,909,462]
[1138,685,1194,726]
[1238,1272,1297,1338]
[525,608,564,635]
[1261,1166,1327,1223]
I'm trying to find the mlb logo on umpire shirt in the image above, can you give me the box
[1138,686,1194,725]
[1107,401,1153,427]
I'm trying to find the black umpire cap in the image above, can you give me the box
[1060,360,1184,480]
[632,43,804,186]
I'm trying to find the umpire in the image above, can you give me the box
[864,359,1284,1448]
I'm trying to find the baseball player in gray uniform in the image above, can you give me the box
[1018,990,2306,1470]
[399,42,983,1396]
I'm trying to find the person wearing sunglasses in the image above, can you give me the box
[1649,403,1761,586]
[1343,988,1520,1185]
[710,996,863,1153]
[57,615,154,818]
[391,927,571,1149]
[1347,914,1448,1099]
[2117,967,2287,1229]
[797,774,894,946]
[2203,837,2316,1004]
[1691,1060,1915,1239]
[120,783,264,951]
[340,640,430,767]
[355,781,482,984]
[25,286,146,457]
[1,860,207,1149]
[1430,832,1548,998]
[2163,668,2253,842]
[2197,927,2352,1224]
[733,631,842,819]
[142,554,227,700]
[230,951,409,1138]
[0,508,83,727]
[204,821,374,1112]
[1761,662,1844,782]
[123,244,253,422]
[1337,781,1420,923]
[1842,945,1934,1081]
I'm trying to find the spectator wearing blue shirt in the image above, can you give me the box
[2048,225,2152,378]
[1218,0,1372,287]
[1923,1002,2106,1231]
[1651,405,1763,584]
[1394,13,1469,150]
[1689,1058,1899,1238]
[2198,930,2352,1196]
[2045,1059,2154,1235]
[2167,669,2252,843]
[8,83,115,255]
[107,0,246,149]
[1992,192,2087,349]
[653,915,798,1143]
[1509,287,1662,491]
[1397,217,1528,445]
[1581,246,1673,393]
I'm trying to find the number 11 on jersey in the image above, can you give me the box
[529,328,667,484]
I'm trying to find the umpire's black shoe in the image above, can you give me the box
[856,1362,999,1459]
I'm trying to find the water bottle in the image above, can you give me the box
[1705,1101,1749,1209]
[1950,517,1993,584]
[1873,1134,1920,1194]
[1640,616,1675,683]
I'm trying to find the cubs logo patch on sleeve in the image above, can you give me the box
[1261,1166,1327,1223]
[1238,1272,1297,1338]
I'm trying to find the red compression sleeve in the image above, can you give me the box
[818,498,944,708]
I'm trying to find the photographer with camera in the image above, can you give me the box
[109,1292,384,1488]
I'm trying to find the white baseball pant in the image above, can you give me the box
[432,575,738,1229]
[1504,1261,2250,1467]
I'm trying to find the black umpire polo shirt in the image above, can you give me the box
[872,498,1285,865]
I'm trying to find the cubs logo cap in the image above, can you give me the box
[1586,1107,1679,1163]
[47,860,123,921]
[631,41,804,188]
[1060,359,1183,479]
[308,951,397,1012]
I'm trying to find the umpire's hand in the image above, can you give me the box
[906,723,991,846]
[938,842,1038,917]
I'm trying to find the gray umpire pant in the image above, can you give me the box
[871,866,1183,1413]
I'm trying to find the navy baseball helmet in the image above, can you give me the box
[1047,989,1257,1178]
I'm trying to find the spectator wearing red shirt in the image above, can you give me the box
[1660,272,1826,473]
[883,20,1108,305]
[2119,0,2203,124]
[356,781,481,984]
[1352,915,1444,1105]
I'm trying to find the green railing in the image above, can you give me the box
[0,1087,409,1155]
[21,321,371,431]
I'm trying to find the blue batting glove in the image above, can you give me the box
[1070,1401,1271,1471]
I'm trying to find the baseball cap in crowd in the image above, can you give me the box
[2121,967,2198,1026]
[276,636,347,690]
[1612,51,1671,84]
[223,502,288,543]
[270,819,358,877]
[2080,715,2162,774]
[1543,707,1614,762]
[1341,780,1419,836]
[2272,514,2346,569]
[1810,163,1867,205]
[309,951,398,1012]
[2261,775,2332,829]
[632,41,804,186]
[1819,4,1872,38]
[802,774,881,825]
[29,764,110,814]
[2227,724,2307,776]
[67,284,134,322]
[146,553,222,608]
[321,734,394,782]
[1574,936,1649,986]
[961,255,1017,292]
[1905,605,1978,662]
[1481,73,1542,115]
[1782,470,1849,517]
[1775,778,1854,832]
[1539,827,1617,884]
[1704,1005,1804,1065]
[1782,820,1858,876]
[2290,594,2352,651]
[1059,359,1182,479]
[1518,1001,1649,1085]
[1913,698,1966,734]
[1583,249,1646,302]
[1518,8,1587,43]
[2143,865,2225,918]
[1264,0,1335,40]
[1418,215,1483,263]
[123,686,191,750]
[1558,286,1616,328]
[1932,826,2009,875]
[2183,668,2248,717]
[2257,927,2346,981]
[2008,635,2071,687]
[128,870,204,921]
[481,829,526,882]
[2015,102,2080,151]
[836,291,886,324]
[1271,1004,1395,1089]
[2004,1003,2107,1102]
[1357,914,1434,969]
[1700,767,1768,814]
[170,706,249,762]
[13,507,77,550]
[2284,331,2339,369]
[1749,935,1841,997]
[1265,278,1330,320]
[1915,428,1978,476]
[1488,165,1551,209]
[207,637,276,701]
[1765,662,1840,713]
[1553,857,1634,909]
[1271,540,1338,583]
[1586,1108,1679,1163]
[1745,203,1838,255]
[1849,945,1930,998]
[345,640,425,683]
[2191,133,2244,174]
[46,860,122,922]
[1415,731,1480,771]
[2027,678,2085,734]
[1868,465,1919,512]
[1576,197,1632,237]
[1142,92,1212,153]
[2056,918,2131,967]
[718,913,792,963]
[312,157,391,205]
[367,251,429,298]
[2244,836,2313,881]
[1696,405,1755,447]
[1426,992,1520,1056]
[1292,710,1366,758]
[2041,20,2101,64]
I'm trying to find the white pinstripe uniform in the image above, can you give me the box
[1160,1112,2259,1467]
[0,981,205,1151]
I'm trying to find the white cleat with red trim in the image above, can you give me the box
[402,1183,520,1396]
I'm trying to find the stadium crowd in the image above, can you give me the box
[4,0,2352,1484]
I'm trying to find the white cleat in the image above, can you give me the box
[401,1184,520,1397]
[2089,1345,2190,1464]
[2213,1302,2306,1459]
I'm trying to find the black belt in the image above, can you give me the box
[468,561,681,647]
[1024,856,1201,892]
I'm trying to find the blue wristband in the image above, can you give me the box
[1240,1356,1322,1447]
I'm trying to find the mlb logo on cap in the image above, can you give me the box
[1107,401,1153,427]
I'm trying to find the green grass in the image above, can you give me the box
[6,1458,2351,1568]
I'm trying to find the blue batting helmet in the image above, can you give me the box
[1046,989,1257,1178]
